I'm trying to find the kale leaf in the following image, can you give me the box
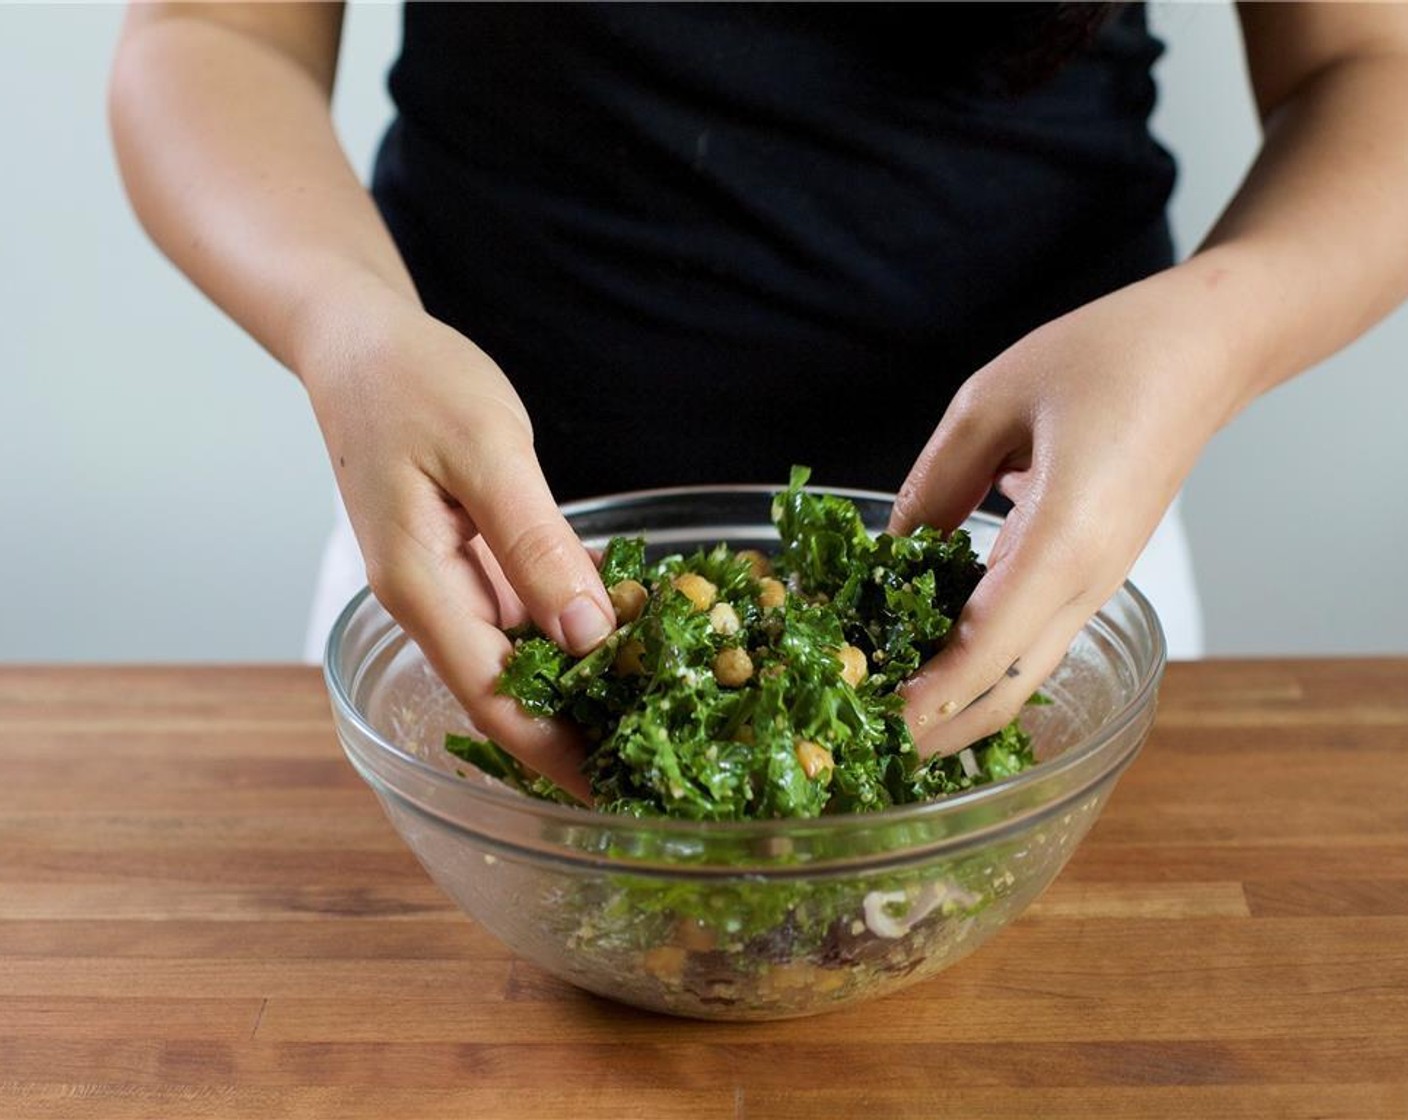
[453,466,1037,820]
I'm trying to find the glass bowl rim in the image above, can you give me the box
[323,482,1167,841]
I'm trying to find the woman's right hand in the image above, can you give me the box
[108,6,610,798]
[303,292,614,801]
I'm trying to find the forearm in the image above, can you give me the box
[1157,38,1408,419]
[108,5,417,383]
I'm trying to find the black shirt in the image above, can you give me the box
[372,2,1176,500]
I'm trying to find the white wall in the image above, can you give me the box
[1,2,1404,661]
[0,1,396,661]
[1150,2,1408,654]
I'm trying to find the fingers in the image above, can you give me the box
[464,536,528,631]
[436,435,614,657]
[888,389,1025,536]
[314,318,600,801]
[379,559,593,804]
[365,483,592,804]
[907,601,1087,759]
[890,380,1103,758]
[900,506,1110,757]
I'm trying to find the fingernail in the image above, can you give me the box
[938,700,959,717]
[561,595,613,653]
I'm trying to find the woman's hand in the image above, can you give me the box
[893,3,1408,757]
[303,293,615,800]
[109,6,611,799]
[890,268,1242,758]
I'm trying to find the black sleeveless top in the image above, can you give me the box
[372,2,1175,501]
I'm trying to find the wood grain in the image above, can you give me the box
[1,662,1406,1119]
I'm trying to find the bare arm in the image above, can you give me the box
[110,3,615,796]
[110,3,413,367]
[893,3,1408,754]
[1199,2,1408,397]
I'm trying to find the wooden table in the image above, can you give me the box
[2,662,1406,1119]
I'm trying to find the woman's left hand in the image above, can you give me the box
[892,1,1408,756]
[890,269,1242,757]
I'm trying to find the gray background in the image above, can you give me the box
[2,2,1404,662]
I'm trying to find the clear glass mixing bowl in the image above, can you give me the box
[325,486,1165,1020]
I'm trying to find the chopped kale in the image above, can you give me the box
[444,733,529,793]
[452,467,1038,819]
[598,535,646,587]
[493,636,569,718]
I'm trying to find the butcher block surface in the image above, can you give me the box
[2,661,1406,1119]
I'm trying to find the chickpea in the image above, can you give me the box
[794,739,835,780]
[757,576,786,610]
[612,638,646,677]
[835,644,868,688]
[736,549,772,579]
[760,960,842,995]
[642,944,688,985]
[672,572,717,613]
[708,601,741,636]
[713,646,754,688]
[608,578,648,624]
[673,917,718,953]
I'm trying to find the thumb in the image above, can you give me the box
[889,396,1022,536]
[445,435,615,656]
